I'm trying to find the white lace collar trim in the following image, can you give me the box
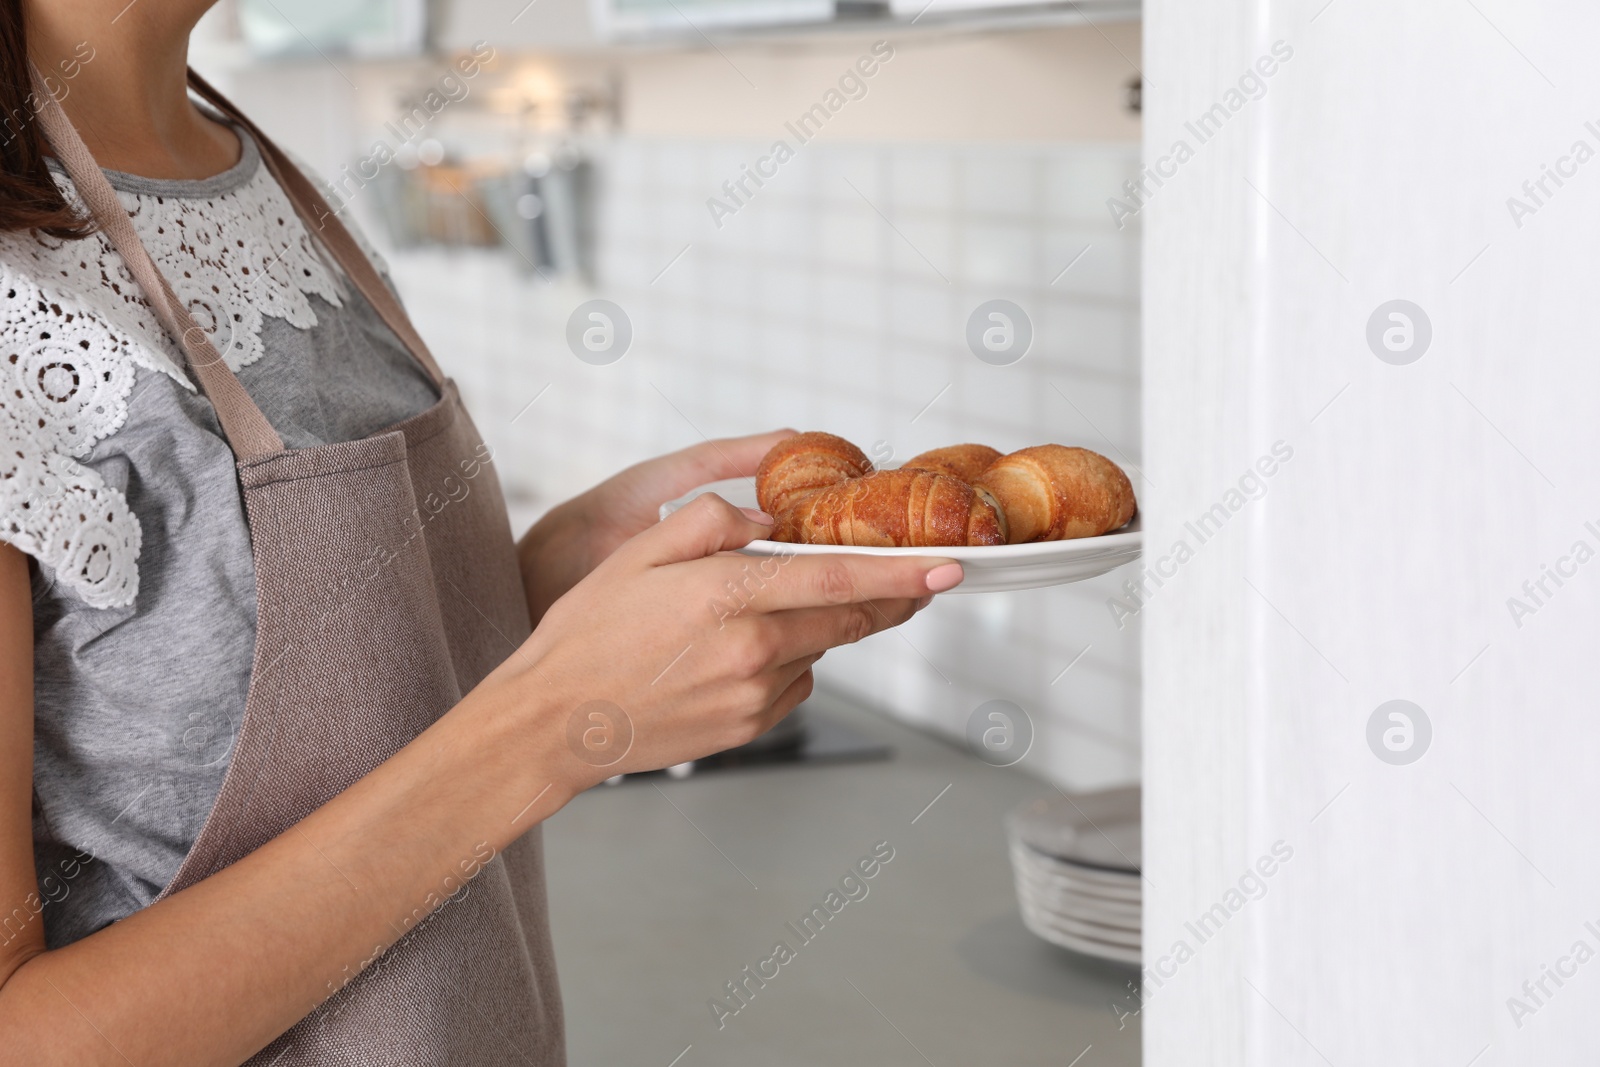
[38,128,351,390]
[0,133,358,608]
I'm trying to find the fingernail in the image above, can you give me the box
[924,563,963,593]
[740,507,776,525]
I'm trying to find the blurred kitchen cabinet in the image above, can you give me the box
[436,0,839,47]
[433,0,605,51]
[593,0,832,36]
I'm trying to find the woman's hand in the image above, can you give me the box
[494,493,962,789]
[517,430,796,625]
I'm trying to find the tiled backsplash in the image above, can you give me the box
[379,137,1142,790]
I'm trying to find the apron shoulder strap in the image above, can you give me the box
[31,63,285,459]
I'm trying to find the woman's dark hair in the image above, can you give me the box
[0,0,91,237]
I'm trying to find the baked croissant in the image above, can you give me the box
[754,431,871,517]
[772,468,1004,547]
[902,444,1004,484]
[975,445,1136,543]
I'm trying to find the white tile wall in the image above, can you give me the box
[378,137,1143,791]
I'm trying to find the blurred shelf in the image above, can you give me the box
[436,0,1138,55]
[604,1,1141,49]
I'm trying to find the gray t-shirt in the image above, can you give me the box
[3,126,439,948]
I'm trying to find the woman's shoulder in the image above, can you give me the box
[276,147,395,282]
[0,224,191,443]
[0,231,148,608]
[1,221,189,363]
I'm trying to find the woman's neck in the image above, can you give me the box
[25,0,238,179]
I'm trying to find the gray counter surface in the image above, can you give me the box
[541,686,1142,1066]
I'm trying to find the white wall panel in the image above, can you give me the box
[1145,1,1600,1062]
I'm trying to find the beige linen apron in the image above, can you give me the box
[34,69,564,1066]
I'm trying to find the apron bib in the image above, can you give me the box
[35,69,564,1066]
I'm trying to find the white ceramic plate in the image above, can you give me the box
[1020,902,1142,949]
[1022,845,1144,893]
[659,478,1142,595]
[1021,884,1142,929]
[1006,786,1141,871]
[1012,851,1143,919]
[1018,902,1142,965]
[1011,844,1142,904]
[1015,875,1140,924]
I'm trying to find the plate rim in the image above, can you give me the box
[1019,909,1142,964]
[1019,843,1144,885]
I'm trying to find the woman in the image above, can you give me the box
[0,2,964,1063]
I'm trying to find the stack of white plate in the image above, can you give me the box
[1006,785,1140,966]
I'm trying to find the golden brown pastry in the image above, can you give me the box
[773,468,1003,547]
[755,431,872,518]
[976,445,1136,543]
[902,444,1004,484]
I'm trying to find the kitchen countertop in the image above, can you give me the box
[541,686,1141,1066]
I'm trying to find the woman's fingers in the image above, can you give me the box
[710,653,819,751]
[755,664,817,734]
[732,554,963,613]
[627,493,775,565]
[687,430,799,482]
[758,651,823,704]
[751,598,924,664]
[597,429,798,516]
